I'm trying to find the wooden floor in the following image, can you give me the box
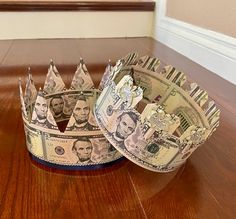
[0,37,235,218]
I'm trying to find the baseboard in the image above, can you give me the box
[154,1,236,85]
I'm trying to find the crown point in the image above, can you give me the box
[27,68,32,78]
[50,59,54,66]
[80,58,84,64]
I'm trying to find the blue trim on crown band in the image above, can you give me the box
[29,153,125,170]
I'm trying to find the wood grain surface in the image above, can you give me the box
[0,37,235,218]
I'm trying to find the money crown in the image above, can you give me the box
[19,58,124,169]
[93,53,220,172]
[18,53,220,172]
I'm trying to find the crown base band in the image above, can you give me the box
[29,152,125,171]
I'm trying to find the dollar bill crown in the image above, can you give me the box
[19,59,123,169]
[94,53,220,172]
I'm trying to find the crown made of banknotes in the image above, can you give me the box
[94,53,220,172]
[19,59,123,170]
[19,53,220,172]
